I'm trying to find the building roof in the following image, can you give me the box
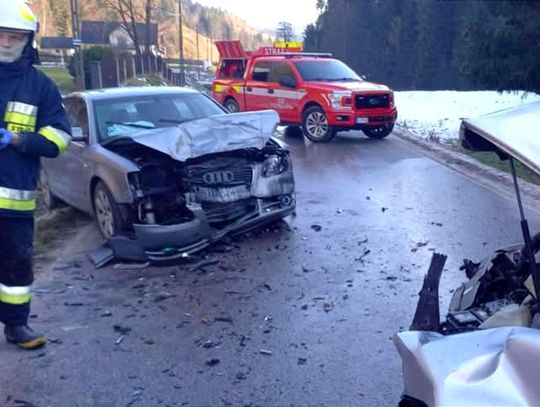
[81,21,158,46]
[40,36,74,49]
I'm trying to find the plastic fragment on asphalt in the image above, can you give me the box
[116,335,125,345]
[259,349,273,355]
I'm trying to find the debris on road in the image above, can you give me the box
[206,358,221,366]
[298,357,308,365]
[259,349,273,356]
[310,224,322,232]
[115,335,125,345]
[323,302,334,313]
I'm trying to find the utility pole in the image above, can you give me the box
[178,0,185,86]
[196,25,200,80]
[70,0,85,89]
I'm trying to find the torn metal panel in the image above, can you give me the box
[394,327,540,406]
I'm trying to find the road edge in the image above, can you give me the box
[395,129,540,215]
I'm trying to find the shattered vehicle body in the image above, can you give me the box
[394,101,540,407]
[41,87,295,261]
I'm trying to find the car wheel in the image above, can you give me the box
[285,125,303,137]
[39,169,63,210]
[362,124,394,139]
[302,106,337,143]
[224,98,240,113]
[93,181,126,239]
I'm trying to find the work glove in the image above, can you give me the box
[0,128,14,150]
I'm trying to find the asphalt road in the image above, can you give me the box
[2,130,539,407]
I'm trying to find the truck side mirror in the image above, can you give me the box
[279,75,297,88]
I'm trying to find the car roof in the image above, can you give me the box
[65,86,200,101]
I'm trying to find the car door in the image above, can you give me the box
[268,61,301,123]
[244,60,273,111]
[47,97,92,209]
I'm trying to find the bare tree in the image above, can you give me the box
[96,0,153,55]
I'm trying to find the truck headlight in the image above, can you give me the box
[328,91,353,109]
[262,154,289,177]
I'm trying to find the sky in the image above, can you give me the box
[193,0,320,36]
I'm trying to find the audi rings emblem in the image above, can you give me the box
[203,171,235,184]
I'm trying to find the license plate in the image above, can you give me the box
[356,117,369,124]
[194,185,251,203]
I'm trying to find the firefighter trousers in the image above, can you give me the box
[0,216,34,326]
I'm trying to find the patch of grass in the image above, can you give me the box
[36,66,76,94]
[35,207,90,257]
[454,143,540,185]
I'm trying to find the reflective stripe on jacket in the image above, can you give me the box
[0,60,71,215]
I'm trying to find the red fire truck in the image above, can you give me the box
[212,40,397,143]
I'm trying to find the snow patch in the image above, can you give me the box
[395,91,540,142]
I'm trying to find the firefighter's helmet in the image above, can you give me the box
[0,0,38,33]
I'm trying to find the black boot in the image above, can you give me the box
[4,325,46,350]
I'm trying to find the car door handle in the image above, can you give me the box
[268,89,274,94]
[246,87,252,92]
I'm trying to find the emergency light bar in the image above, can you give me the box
[283,52,333,58]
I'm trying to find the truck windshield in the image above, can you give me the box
[294,60,361,82]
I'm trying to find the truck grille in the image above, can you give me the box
[355,94,390,109]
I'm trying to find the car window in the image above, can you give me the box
[294,60,361,82]
[269,62,296,84]
[64,98,89,135]
[93,93,226,142]
[252,61,271,82]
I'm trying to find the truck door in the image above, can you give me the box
[269,61,301,123]
[244,60,272,112]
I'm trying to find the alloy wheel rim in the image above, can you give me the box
[306,112,328,139]
[95,190,114,238]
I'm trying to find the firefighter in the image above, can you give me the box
[0,0,71,349]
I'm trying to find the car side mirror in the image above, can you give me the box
[279,76,297,88]
[71,127,87,142]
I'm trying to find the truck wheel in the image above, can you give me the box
[302,106,337,143]
[362,124,394,139]
[224,98,240,113]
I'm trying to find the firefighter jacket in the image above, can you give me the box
[0,40,71,217]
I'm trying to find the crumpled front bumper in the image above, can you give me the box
[130,194,295,263]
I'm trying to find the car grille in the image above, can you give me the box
[184,160,253,187]
[202,198,257,223]
[355,94,390,109]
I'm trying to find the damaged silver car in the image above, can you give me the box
[41,87,295,260]
[394,101,540,407]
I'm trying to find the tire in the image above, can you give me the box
[224,98,240,113]
[302,106,337,143]
[38,169,63,210]
[93,181,128,239]
[362,124,394,139]
[285,125,303,138]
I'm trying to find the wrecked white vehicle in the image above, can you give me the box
[41,87,295,263]
[394,101,540,407]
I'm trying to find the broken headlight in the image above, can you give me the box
[262,154,289,177]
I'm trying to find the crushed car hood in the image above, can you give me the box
[394,327,540,406]
[461,101,540,176]
[126,109,279,161]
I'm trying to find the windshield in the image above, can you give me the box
[294,60,361,82]
[94,93,226,142]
